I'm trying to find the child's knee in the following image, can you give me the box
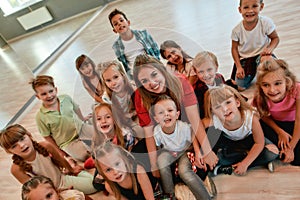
[265,144,279,154]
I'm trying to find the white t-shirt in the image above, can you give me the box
[154,120,192,152]
[213,110,253,141]
[122,36,145,73]
[231,16,276,59]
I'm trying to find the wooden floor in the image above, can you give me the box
[0,0,300,199]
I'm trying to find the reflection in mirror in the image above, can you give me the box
[5,11,95,72]
[0,5,101,129]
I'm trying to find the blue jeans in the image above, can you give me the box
[157,151,210,199]
[235,74,256,89]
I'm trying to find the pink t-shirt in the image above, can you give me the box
[268,82,300,121]
[135,74,197,127]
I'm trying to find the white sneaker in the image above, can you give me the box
[268,161,274,173]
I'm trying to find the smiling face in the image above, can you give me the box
[79,62,94,78]
[26,183,60,200]
[260,69,287,103]
[137,66,166,94]
[163,47,184,65]
[153,99,180,134]
[102,65,125,95]
[239,0,263,24]
[211,96,241,124]
[194,59,217,86]
[7,134,35,161]
[95,106,115,137]
[35,84,58,109]
[98,150,128,183]
[111,14,130,34]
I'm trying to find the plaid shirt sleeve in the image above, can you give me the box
[133,29,160,59]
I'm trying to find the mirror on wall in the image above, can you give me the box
[0,0,111,128]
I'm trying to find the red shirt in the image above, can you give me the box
[135,74,197,127]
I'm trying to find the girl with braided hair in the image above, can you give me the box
[0,124,97,194]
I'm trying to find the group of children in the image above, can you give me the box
[1,0,299,199]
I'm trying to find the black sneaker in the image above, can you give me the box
[213,165,233,176]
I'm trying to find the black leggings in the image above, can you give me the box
[260,120,300,166]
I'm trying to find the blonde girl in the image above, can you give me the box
[93,102,155,175]
[0,124,96,194]
[94,141,154,200]
[253,58,300,165]
[97,60,144,139]
[203,85,278,175]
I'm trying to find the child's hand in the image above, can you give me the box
[194,152,205,170]
[232,162,248,175]
[236,67,245,79]
[83,113,93,122]
[64,156,77,168]
[260,54,272,63]
[281,148,294,163]
[261,46,273,57]
[278,130,292,150]
[71,165,83,176]
[203,151,219,171]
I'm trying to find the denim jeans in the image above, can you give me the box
[235,74,256,89]
[157,151,211,199]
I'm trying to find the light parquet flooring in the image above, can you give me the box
[1,0,300,199]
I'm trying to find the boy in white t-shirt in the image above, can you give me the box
[150,94,213,199]
[231,0,279,89]
[108,9,160,79]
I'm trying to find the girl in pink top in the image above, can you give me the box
[253,57,300,166]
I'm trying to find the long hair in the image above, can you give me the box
[98,60,134,99]
[93,103,125,149]
[75,54,103,98]
[94,141,137,200]
[97,60,137,128]
[204,85,255,119]
[22,175,57,200]
[0,124,49,174]
[133,54,183,111]
[160,40,193,68]
[254,58,297,117]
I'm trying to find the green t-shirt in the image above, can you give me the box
[36,94,83,148]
